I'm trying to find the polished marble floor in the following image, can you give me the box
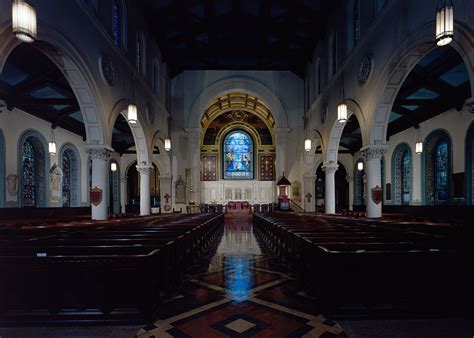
[136,212,346,338]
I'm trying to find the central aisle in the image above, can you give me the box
[137,212,345,337]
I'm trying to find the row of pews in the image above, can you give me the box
[0,213,224,324]
[253,212,474,316]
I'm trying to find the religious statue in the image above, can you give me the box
[6,174,19,198]
[49,163,63,203]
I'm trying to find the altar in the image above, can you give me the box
[201,180,276,205]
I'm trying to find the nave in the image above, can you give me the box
[2,210,473,338]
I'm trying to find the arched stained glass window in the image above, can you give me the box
[223,130,254,180]
[19,133,47,208]
[62,148,78,207]
[424,130,451,205]
[22,139,37,207]
[392,144,412,205]
[435,141,449,202]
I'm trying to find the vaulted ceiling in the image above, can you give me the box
[140,0,341,78]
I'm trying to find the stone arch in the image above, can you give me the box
[108,99,151,165]
[324,99,367,164]
[59,143,82,207]
[391,142,413,205]
[17,129,50,208]
[187,76,289,129]
[466,122,474,205]
[0,22,108,145]
[422,129,453,205]
[0,129,4,208]
[368,22,474,145]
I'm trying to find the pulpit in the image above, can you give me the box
[277,174,291,211]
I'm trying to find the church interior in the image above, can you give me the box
[0,0,473,337]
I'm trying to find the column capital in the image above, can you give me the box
[360,144,388,161]
[464,97,474,113]
[85,145,114,160]
[322,162,338,175]
[120,176,128,183]
[136,164,154,175]
[274,127,292,134]
[303,173,317,181]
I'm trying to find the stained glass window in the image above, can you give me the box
[22,140,36,207]
[402,151,411,204]
[62,152,71,207]
[393,144,411,205]
[354,0,360,45]
[223,130,254,180]
[62,149,77,207]
[435,141,449,202]
[112,0,120,47]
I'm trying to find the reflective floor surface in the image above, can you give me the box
[136,212,346,338]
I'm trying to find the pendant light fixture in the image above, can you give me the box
[164,114,171,151]
[436,0,454,46]
[415,126,423,154]
[110,162,117,172]
[337,68,348,123]
[48,127,57,155]
[304,138,311,152]
[357,161,364,171]
[127,73,138,124]
[12,0,37,43]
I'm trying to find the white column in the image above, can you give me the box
[303,174,316,212]
[322,162,338,214]
[137,164,153,216]
[361,145,387,218]
[347,175,354,211]
[159,175,172,213]
[86,146,113,220]
[185,128,201,205]
[120,176,127,213]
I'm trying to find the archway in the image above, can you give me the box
[368,26,473,146]
[200,93,276,204]
[0,28,106,146]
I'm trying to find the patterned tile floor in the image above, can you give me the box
[136,212,346,338]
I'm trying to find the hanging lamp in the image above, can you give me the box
[357,161,364,171]
[127,74,138,124]
[337,67,348,123]
[12,0,37,43]
[436,0,454,46]
[415,126,423,154]
[164,114,171,151]
[48,127,57,155]
[304,138,311,152]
